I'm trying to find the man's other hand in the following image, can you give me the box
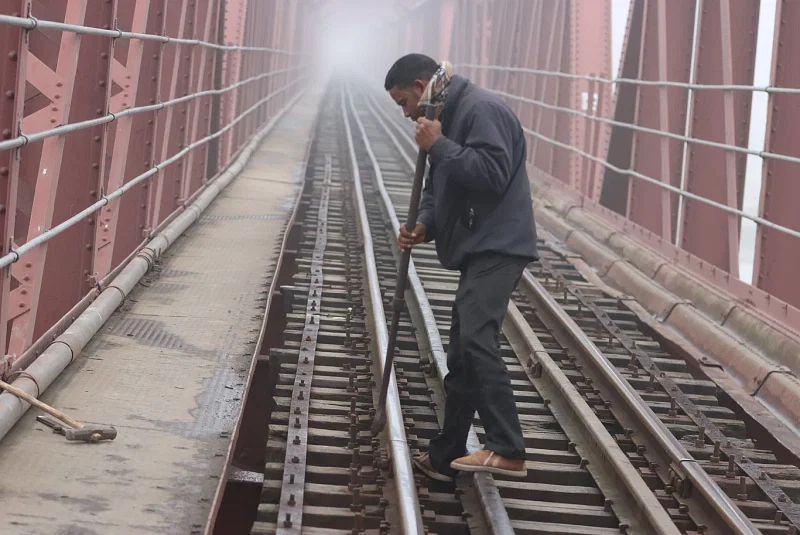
[415,117,442,151]
[398,222,426,251]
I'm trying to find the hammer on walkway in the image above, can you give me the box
[371,103,438,436]
[0,379,117,443]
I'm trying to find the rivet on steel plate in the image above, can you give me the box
[298,391,304,400]
[294,417,301,429]
[300,379,305,386]
[284,513,292,527]
[292,456,299,463]
[288,493,296,506]
[604,499,613,511]
[293,435,301,445]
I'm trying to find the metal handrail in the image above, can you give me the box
[519,124,800,242]
[0,13,298,54]
[458,62,800,94]
[0,66,303,152]
[0,76,306,270]
[339,88,425,535]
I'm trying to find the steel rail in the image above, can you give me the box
[501,302,682,534]
[0,77,306,270]
[518,123,800,242]
[0,14,298,54]
[0,66,303,152]
[363,88,687,534]
[458,62,800,95]
[518,269,759,534]
[488,87,800,169]
[340,89,425,535]
[348,85,515,535]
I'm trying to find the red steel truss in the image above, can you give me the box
[0,0,307,375]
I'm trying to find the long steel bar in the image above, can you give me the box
[535,254,800,529]
[352,88,515,535]
[459,62,800,94]
[275,154,332,535]
[490,88,800,169]
[518,123,800,242]
[0,77,305,270]
[0,13,297,53]
[519,268,758,534]
[0,67,301,152]
[340,89,425,535]
[502,302,681,534]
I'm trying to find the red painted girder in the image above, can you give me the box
[518,0,545,157]
[182,0,219,201]
[531,0,566,174]
[754,0,800,307]
[94,0,164,280]
[8,0,116,359]
[152,0,194,228]
[599,0,645,215]
[221,0,248,166]
[0,0,28,367]
[680,0,759,278]
[625,0,694,242]
[570,0,612,200]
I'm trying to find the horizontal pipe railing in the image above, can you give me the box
[487,88,800,167]
[0,66,303,152]
[517,123,800,241]
[0,75,306,270]
[459,62,800,94]
[0,13,299,54]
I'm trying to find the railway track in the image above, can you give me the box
[349,83,800,534]
[245,79,800,535]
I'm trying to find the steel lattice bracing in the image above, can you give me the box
[0,0,308,375]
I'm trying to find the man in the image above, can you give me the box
[384,53,538,481]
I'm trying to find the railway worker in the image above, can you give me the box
[385,53,538,481]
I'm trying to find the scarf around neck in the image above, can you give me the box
[419,60,453,114]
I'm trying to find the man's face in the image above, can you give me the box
[389,79,428,121]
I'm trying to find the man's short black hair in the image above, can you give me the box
[384,54,439,91]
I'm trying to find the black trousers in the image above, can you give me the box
[429,253,528,476]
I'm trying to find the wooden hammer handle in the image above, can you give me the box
[0,379,84,430]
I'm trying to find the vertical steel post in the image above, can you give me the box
[0,0,29,368]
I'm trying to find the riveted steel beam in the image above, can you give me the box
[7,0,116,360]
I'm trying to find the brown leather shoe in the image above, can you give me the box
[412,452,454,482]
[450,450,527,478]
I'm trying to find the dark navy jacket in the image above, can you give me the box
[418,74,538,270]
